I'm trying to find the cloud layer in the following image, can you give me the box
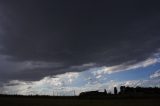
[1,56,160,95]
[0,0,160,94]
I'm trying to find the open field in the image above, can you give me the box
[0,96,160,106]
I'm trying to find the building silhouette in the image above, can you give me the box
[79,90,109,97]
[119,86,160,95]
[79,86,160,97]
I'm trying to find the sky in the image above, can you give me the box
[0,0,160,95]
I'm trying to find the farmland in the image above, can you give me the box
[0,96,160,106]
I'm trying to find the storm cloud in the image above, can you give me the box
[0,0,160,83]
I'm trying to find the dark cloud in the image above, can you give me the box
[0,0,160,81]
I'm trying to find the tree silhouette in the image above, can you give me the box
[114,87,118,95]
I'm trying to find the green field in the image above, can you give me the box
[0,97,160,106]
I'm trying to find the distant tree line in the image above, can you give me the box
[79,86,160,97]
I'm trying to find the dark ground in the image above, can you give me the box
[0,96,160,106]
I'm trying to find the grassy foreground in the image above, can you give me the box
[0,96,160,106]
[0,97,160,106]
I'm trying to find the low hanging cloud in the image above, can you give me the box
[1,55,160,95]
[1,77,160,96]
[1,72,80,95]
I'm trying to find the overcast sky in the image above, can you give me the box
[0,0,160,95]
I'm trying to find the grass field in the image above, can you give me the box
[0,96,160,106]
